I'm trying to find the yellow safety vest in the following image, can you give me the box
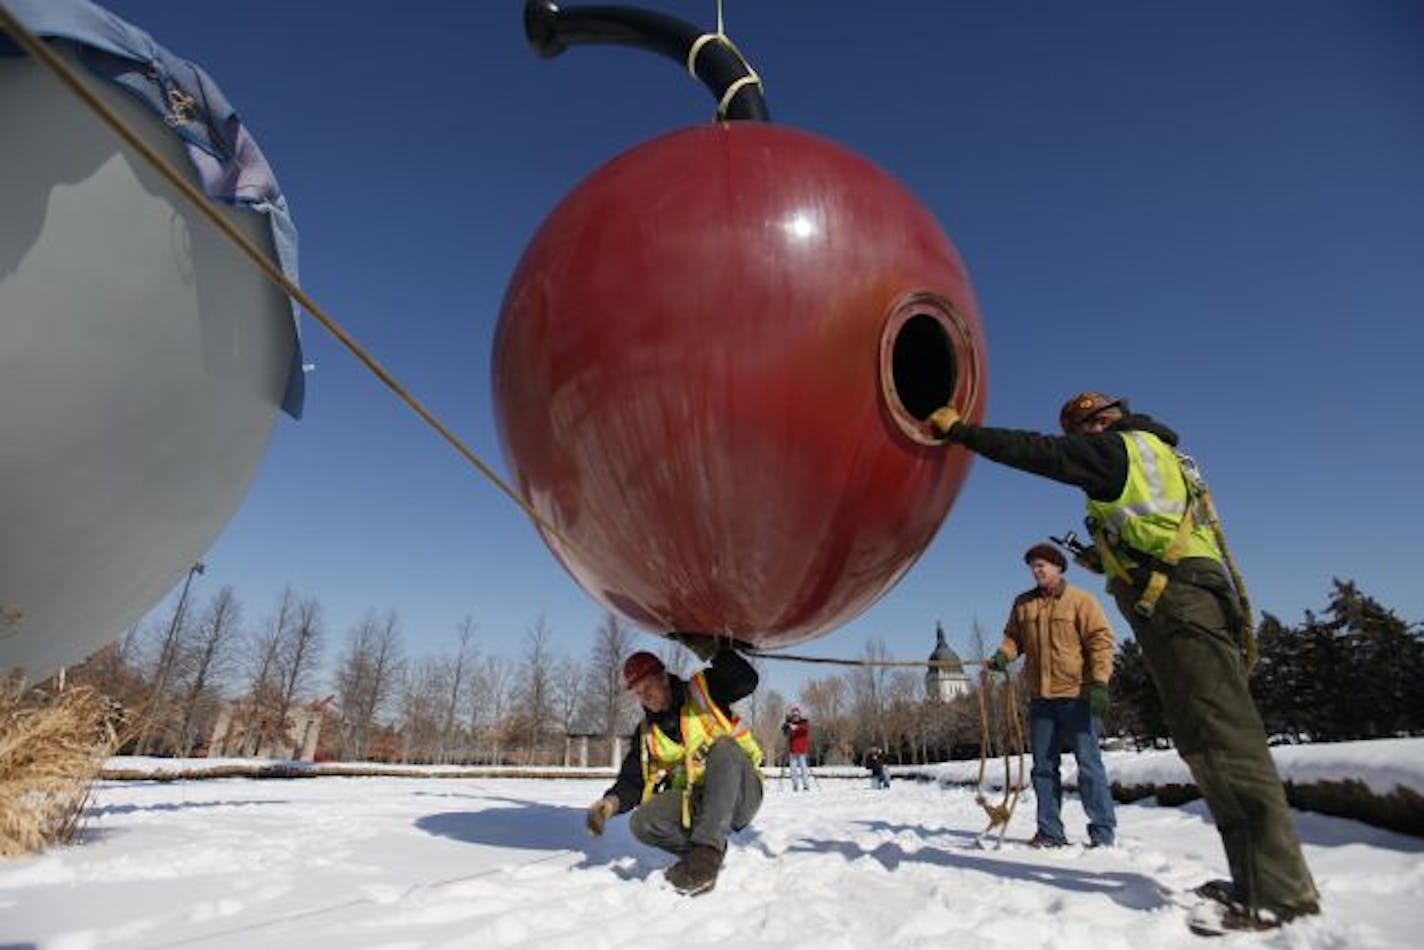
[1085,430,1221,586]
[639,672,763,827]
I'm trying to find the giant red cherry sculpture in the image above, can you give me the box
[494,2,987,650]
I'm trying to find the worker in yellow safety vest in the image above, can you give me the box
[928,392,1319,935]
[584,647,762,896]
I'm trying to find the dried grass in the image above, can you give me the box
[0,676,121,857]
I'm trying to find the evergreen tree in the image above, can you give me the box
[1252,579,1423,742]
[1251,612,1310,742]
[1297,607,1353,740]
[1320,579,1423,737]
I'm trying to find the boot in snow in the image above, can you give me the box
[664,844,723,896]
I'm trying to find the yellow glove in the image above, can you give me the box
[585,794,619,836]
[928,406,962,438]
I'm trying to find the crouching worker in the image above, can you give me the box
[584,646,763,896]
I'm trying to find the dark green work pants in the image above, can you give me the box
[1112,564,1319,918]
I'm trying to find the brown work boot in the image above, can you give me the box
[664,844,723,896]
[1186,900,1284,936]
[1027,832,1067,849]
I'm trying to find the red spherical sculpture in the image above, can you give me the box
[494,122,987,649]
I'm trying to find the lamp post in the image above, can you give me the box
[134,561,205,755]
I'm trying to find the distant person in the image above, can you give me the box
[864,746,890,789]
[584,647,763,896]
[991,541,1116,849]
[930,392,1319,933]
[782,705,812,791]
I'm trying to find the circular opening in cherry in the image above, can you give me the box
[879,292,976,445]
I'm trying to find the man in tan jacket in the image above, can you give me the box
[992,542,1117,848]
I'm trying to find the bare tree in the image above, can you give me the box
[333,610,405,761]
[800,675,850,763]
[237,587,295,756]
[553,654,585,735]
[468,654,512,764]
[175,586,244,755]
[551,654,589,765]
[848,638,893,753]
[750,687,787,766]
[512,616,556,764]
[883,671,922,763]
[397,657,448,763]
[65,628,149,738]
[801,676,847,721]
[933,692,979,761]
[583,612,635,739]
[970,617,992,664]
[272,596,324,752]
[133,564,204,754]
[439,617,478,764]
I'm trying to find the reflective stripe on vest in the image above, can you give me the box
[1086,431,1221,584]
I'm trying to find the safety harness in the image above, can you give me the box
[638,672,763,830]
[1090,440,1259,672]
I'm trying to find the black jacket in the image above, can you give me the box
[948,413,1181,502]
[951,412,1235,596]
[604,649,759,812]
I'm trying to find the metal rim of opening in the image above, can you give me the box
[878,291,981,446]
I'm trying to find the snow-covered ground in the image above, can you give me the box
[2,743,1422,948]
[933,736,1424,798]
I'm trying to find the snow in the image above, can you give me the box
[2,741,1421,948]
[929,737,1424,800]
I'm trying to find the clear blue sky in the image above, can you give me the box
[101,0,1423,700]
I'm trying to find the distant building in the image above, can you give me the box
[926,622,971,701]
[564,713,625,768]
[206,697,326,761]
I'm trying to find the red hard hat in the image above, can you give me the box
[622,651,666,689]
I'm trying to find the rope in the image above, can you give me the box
[746,650,989,670]
[686,0,763,120]
[972,668,1026,849]
[753,645,1027,844]
[1,7,980,660]
[1198,483,1259,673]
[1175,451,1259,673]
[0,6,684,629]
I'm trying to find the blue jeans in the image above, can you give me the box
[789,753,810,790]
[1028,698,1116,846]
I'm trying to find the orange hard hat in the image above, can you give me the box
[1059,391,1125,433]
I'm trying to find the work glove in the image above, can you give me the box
[927,406,962,438]
[585,794,619,836]
[987,650,1011,673]
[1086,682,1110,717]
